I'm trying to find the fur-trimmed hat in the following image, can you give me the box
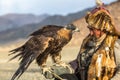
[85,0,120,36]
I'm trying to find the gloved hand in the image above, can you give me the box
[42,63,78,80]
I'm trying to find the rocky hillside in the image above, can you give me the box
[0,14,49,31]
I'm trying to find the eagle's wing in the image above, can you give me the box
[30,25,63,36]
[9,35,53,80]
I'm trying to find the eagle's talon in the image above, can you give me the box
[41,66,51,74]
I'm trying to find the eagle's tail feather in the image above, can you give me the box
[8,46,24,61]
[9,45,24,55]
[10,53,37,80]
[9,53,21,61]
[9,45,39,80]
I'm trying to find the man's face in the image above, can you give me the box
[88,26,104,38]
[92,29,101,38]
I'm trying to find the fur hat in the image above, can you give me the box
[85,0,120,36]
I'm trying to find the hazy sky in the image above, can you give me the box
[0,0,117,16]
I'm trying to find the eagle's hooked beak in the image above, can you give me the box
[74,27,80,32]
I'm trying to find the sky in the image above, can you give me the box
[0,0,117,16]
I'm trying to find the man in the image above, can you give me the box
[75,1,120,80]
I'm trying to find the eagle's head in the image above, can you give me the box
[64,24,80,33]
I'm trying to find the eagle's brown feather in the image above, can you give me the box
[9,24,79,80]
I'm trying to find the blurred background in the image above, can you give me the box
[0,0,120,80]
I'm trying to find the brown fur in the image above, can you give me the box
[88,35,117,80]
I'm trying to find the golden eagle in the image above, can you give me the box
[9,24,79,80]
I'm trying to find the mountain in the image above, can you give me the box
[0,7,93,44]
[0,17,15,32]
[0,1,120,46]
[0,14,49,31]
[39,8,93,26]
